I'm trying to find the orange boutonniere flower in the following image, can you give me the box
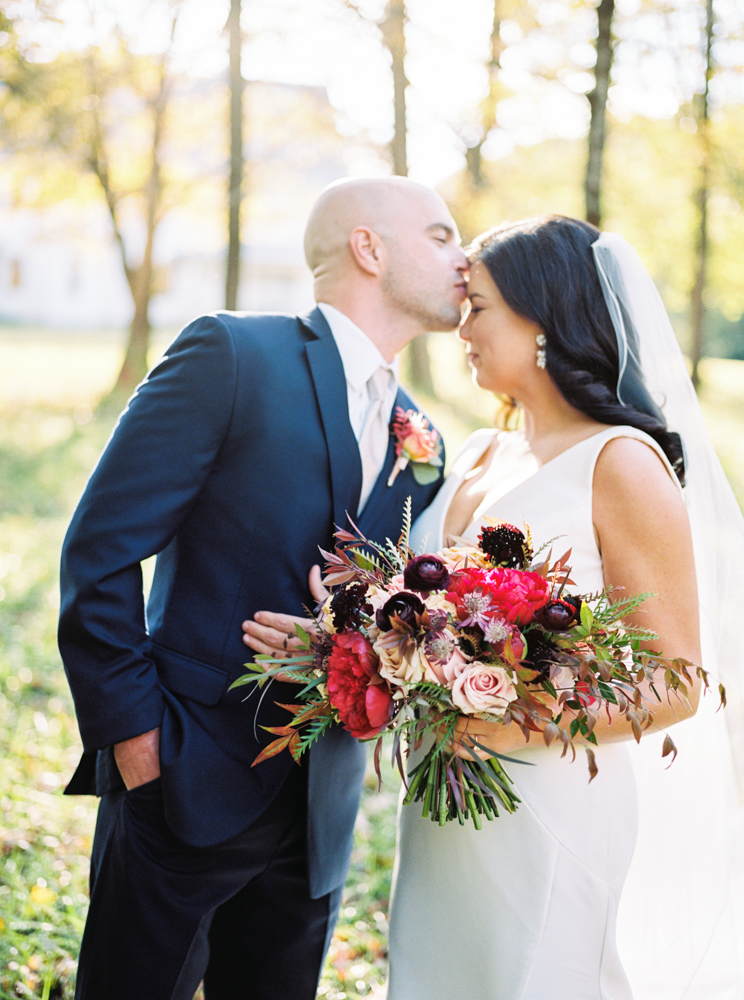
[387,407,443,487]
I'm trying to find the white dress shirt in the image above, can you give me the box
[317,302,399,440]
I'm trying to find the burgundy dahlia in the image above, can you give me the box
[403,554,451,593]
[330,581,373,631]
[524,631,558,681]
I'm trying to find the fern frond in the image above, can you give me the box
[352,548,385,574]
[593,590,655,626]
[382,537,408,574]
[299,714,336,753]
[531,534,565,561]
[399,495,413,551]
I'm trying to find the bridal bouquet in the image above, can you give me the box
[233,501,716,829]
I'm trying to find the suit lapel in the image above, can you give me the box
[302,309,362,531]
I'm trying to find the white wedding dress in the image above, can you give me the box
[387,425,686,1000]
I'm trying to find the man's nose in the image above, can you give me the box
[453,247,469,271]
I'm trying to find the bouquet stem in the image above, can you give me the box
[403,746,520,830]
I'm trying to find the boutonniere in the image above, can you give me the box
[387,406,443,487]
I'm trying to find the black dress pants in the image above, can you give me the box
[75,764,343,1000]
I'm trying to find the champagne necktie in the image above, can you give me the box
[358,366,394,512]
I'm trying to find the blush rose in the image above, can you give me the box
[451,661,517,718]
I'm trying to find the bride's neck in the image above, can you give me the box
[519,393,606,465]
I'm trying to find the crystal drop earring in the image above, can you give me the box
[536,333,547,369]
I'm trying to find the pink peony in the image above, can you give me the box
[447,567,550,627]
[326,632,392,739]
[451,662,517,717]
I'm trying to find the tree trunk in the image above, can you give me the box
[116,267,152,393]
[225,0,244,311]
[465,0,504,189]
[382,0,408,177]
[690,0,714,390]
[585,0,615,228]
[108,96,166,399]
[381,0,435,394]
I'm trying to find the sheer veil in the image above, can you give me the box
[592,232,744,998]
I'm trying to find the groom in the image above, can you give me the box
[59,175,468,999]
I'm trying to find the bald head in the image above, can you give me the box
[303,176,448,276]
[303,176,467,353]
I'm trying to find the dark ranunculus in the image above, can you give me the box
[375,591,426,632]
[403,554,451,593]
[534,597,582,632]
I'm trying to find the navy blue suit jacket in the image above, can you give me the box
[58,307,444,898]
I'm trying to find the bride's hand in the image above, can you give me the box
[446,714,528,760]
[241,565,329,663]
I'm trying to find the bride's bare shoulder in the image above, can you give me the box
[593,434,685,531]
[594,433,676,483]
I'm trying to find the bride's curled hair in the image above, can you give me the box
[468,215,685,485]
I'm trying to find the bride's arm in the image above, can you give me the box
[588,435,702,731]
[452,436,702,756]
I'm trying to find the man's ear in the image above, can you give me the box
[348,226,385,276]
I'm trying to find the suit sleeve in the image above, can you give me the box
[58,315,239,751]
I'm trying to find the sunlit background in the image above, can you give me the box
[1,1,743,997]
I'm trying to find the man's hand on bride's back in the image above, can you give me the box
[241,565,328,667]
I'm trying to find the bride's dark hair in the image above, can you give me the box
[468,215,685,485]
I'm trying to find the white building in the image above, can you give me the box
[0,80,361,331]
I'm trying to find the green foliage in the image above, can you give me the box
[299,713,337,754]
[399,494,412,550]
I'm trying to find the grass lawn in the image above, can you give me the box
[1,327,742,999]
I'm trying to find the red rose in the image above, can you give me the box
[326,632,392,739]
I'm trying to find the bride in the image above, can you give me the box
[386,216,743,1000]
[244,215,744,999]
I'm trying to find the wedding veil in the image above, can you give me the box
[591,232,744,998]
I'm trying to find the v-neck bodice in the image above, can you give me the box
[411,424,680,597]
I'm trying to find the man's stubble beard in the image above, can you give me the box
[380,251,462,334]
